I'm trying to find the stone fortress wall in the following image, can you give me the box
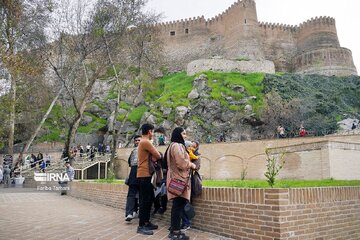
[154,0,357,76]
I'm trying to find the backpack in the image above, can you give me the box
[191,170,203,197]
[162,145,170,171]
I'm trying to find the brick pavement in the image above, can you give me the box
[0,187,232,240]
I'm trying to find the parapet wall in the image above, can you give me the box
[186,58,275,76]
[69,182,360,240]
[115,134,360,180]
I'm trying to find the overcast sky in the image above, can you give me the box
[145,0,359,74]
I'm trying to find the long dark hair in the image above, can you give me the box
[171,127,185,145]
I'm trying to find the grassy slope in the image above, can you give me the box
[37,72,360,141]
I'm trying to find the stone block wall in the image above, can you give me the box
[114,134,360,181]
[293,47,357,76]
[186,59,275,76]
[68,182,360,240]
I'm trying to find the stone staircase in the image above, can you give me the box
[21,154,111,185]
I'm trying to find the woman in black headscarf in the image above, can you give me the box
[166,127,196,240]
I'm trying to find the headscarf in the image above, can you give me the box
[171,127,185,146]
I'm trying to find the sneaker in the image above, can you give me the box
[137,226,154,235]
[144,222,158,230]
[158,207,166,214]
[170,232,190,240]
[132,211,138,218]
[181,225,191,232]
[125,214,133,222]
[151,209,158,216]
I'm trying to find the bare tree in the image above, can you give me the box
[43,0,109,164]
[0,0,51,155]
[92,0,164,172]
[21,86,64,154]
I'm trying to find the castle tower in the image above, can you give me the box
[208,0,264,60]
[293,17,357,76]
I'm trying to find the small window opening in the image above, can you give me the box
[170,31,175,36]
[185,28,189,34]
[245,19,247,24]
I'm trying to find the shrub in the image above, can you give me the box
[264,149,285,188]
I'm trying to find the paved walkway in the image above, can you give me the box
[0,187,232,240]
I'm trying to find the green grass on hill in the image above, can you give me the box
[144,72,194,108]
[77,112,107,133]
[203,71,265,113]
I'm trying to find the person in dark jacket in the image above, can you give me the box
[124,135,141,222]
[3,165,11,185]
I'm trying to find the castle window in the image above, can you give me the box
[245,19,247,24]
[170,31,175,36]
[185,28,189,34]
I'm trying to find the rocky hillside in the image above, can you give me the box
[32,72,360,146]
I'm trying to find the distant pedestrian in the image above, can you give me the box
[79,145,84,158]
[352,122,356,130]
[45,154,51,167]
[0,166,3,184]
[37,152,43,167]
[98,142,104,155]
[3,165,11,185]
[106,144,111,154]
[277,125,285,138]
[30,154,37,168]
[299,126,306,137]
[40,160,46,173]
[158,134,165,146]
[206,135,212,143]
[65,162,74,181]
[90,146,96,161]
[219,132,226,142]
[86,143,91,156]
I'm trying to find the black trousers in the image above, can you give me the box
[154,194,168,212]
[125,184,139,216]
[171,197,187,231]
[138,177,154,226]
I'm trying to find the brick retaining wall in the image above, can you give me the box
[68,182,360,240]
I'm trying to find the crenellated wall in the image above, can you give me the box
[259,22,298,72]
[155,0,264,71]
[154,0,357,76]
[296,16,339,53]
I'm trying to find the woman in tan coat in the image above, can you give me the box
[166,127,197,240]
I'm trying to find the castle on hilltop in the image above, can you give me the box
[154,0,357,76]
